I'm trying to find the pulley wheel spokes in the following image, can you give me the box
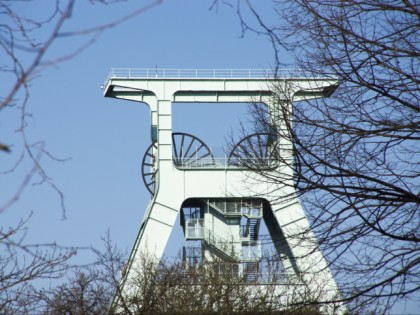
[172,132,214,167]
[141,142,158,195]
[228,133,272,168]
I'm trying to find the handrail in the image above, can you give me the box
[185,219,205,239]
[184,219,261,262]
[206,199,241,216]
[204,229,239,259]
[206,199,263,218]
[104,68,309,81]
[102,68,338,87]
[204,228,261,262]
[174,156,282,169]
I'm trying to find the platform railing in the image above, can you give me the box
[102,68,332,87]
[174,157,275,169]
[204,229,240,259]
[105,68,309,80]
[206,199,263,217]
[185,219,205,239]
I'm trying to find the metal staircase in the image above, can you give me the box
[204,229,240,262]
[244,261,259,283]
[245,218,261,241]
[181,198,263,281]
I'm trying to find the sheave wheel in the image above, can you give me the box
[228,133,272,168]
[141,142,158,195]
[172,132,214,167]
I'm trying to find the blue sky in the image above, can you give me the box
[1,0,279,261]
[1,1,416,313]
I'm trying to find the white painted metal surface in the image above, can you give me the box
[103,69,344,314]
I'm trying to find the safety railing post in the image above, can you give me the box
[104,68,328,81]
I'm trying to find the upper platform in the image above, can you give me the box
[102,68,339,103]
[103,68,318,83]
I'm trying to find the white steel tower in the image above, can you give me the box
[102,69,343,313]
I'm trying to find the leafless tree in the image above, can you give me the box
[98,243,324,315]
[0,215,75,314]
[1,232,323,314]
[218,0,419,313]
[0,232,121,314]
[37,267,112,315]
